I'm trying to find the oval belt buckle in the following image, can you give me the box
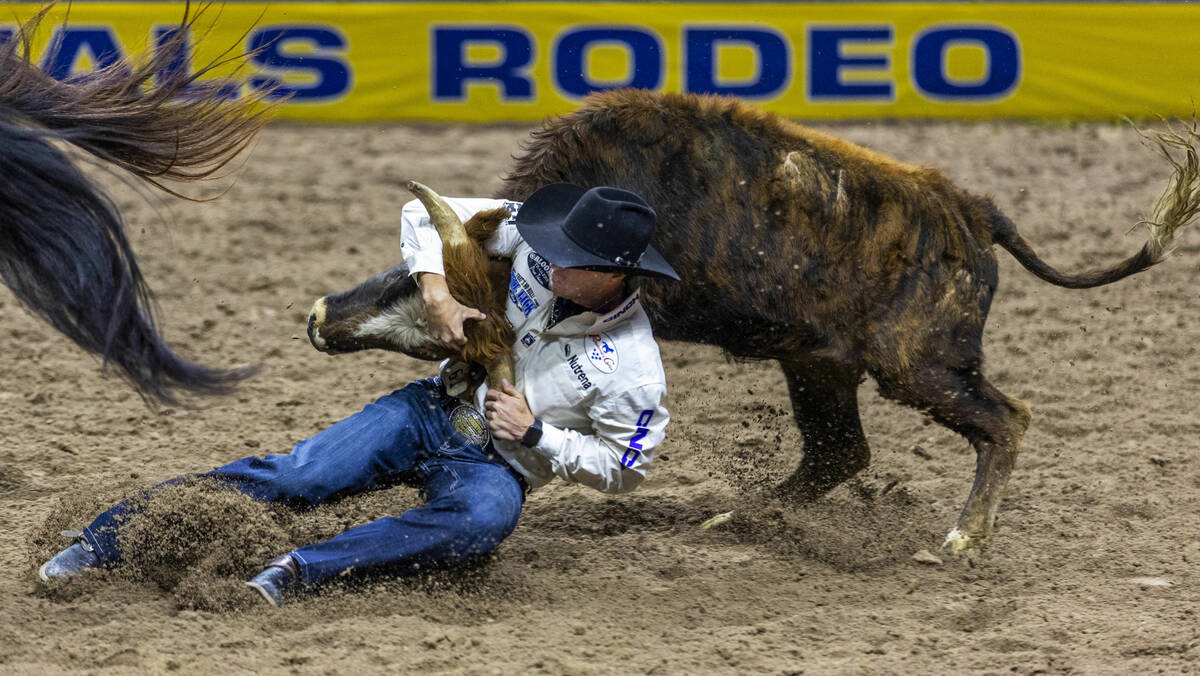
[449,403,490,447]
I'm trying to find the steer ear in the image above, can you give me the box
[407,180,470,247]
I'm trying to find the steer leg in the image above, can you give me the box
[700,360,869,532]
[775,361,871,502]
[877,365,1031,558]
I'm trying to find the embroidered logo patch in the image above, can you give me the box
[521,333,535,346]
[567,354,593,391]
[449,404,490,446]
[508,272,539,317]
[527,252,551,289]
[501,201,522,226]
[584,332,618,373]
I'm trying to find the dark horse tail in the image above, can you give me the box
[0,6,275,406]
[986,120,1200,290]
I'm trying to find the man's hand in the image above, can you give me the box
[484,379,535,442]
[416,272,485,347]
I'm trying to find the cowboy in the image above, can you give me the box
[39,184,679,606]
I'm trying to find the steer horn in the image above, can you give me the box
[404,181,516,387]
[406,180,471,247]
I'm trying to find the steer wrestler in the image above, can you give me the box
[40,184,679,606]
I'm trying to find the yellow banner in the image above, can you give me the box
[2,2,1197,121]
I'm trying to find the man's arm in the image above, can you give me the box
[485,381,670,493]
[413,272,484,347]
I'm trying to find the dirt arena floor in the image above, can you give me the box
[2,117,1198,674]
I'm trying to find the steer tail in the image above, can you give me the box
[0,6,273,406]
[990,119,1200,289]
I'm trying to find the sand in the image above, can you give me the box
[2,118,1198,674]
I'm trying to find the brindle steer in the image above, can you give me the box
[310,91,1200,557]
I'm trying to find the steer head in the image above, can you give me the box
[307,181,516,386]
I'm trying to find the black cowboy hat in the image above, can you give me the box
[514,184,680,280]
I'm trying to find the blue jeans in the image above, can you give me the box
[82,379,525,586]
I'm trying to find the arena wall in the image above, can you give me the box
[3,2,1198,121]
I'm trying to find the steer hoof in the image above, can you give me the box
[942,527,987,563]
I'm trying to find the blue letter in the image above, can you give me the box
[684,28,790,98]
[248,26,351,101]
[807,27,893,101]
[623,409,655,466]
[912,26,1020,100]
[554,27,661,98]
[0,28,14,46]
[42,27,125,80]
[433,27,534,101]
[621,448,641,467]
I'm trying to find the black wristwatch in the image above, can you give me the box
[520,418,544,448]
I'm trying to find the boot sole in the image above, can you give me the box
[245,580,284,607]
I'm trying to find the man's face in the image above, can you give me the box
[548,264,625,304]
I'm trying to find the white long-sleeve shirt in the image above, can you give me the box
[399,197,669,494]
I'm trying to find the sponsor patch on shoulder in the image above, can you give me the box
[584,332,618,373]
[521,333,535,346]
[498,200,523,228]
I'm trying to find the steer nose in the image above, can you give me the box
[307,297,328,351]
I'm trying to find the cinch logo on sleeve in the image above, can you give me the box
[621,409,655,467]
